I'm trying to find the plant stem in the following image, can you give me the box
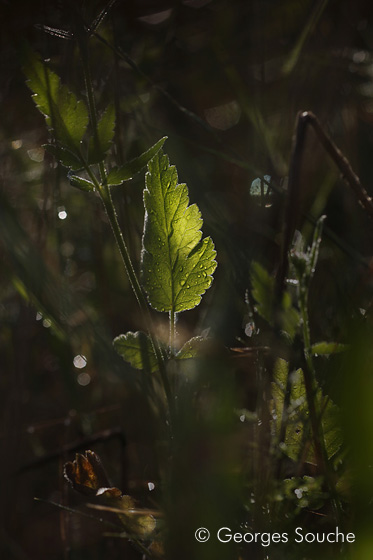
[169,310,176,356]
[99,183,174,428]
[75,27,174,433]
[74,14,106,184]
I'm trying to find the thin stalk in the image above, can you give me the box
[169,310,176,357]
[74,25,174,431]
[98,180,174,429]
[74,16,106,183]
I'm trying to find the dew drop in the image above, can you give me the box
[77,372,91,386]
[58,208,67,220]
[73,355,87,369]
[180,279,186,286]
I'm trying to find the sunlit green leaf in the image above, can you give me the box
[141,150,217,313]
[88,104,115,164]
[106,137,167,186]
[68,173,95,192]
[24,47,88,153]
[176,336,207,359]
[113,331,158,372]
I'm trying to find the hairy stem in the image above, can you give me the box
[169,310,177,357]
[100,183,174,431]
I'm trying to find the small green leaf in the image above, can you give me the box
[43,144,83,170]
[113,331,158,372]
[176,336,207,359]
[141,150,217,313]
[106,137,167,186]
[311,342,348,356]
[68,173,95,192]
[24,47,88,153]
[88,104,115,164]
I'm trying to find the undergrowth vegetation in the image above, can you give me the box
[3,2,373,560]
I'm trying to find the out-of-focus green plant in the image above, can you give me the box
[23,36,222,557]
[250,216,348,531]
[24,45,217,434]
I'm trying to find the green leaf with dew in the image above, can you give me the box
[106,137,167,186]
[24,47,88,154]
[113,331,158,372]
[68,173,95,192]
[176,336,208,359]
[141,150,217,313]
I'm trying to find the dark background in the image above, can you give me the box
[2,1,373,558]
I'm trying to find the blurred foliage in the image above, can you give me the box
[3,1,373,559]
